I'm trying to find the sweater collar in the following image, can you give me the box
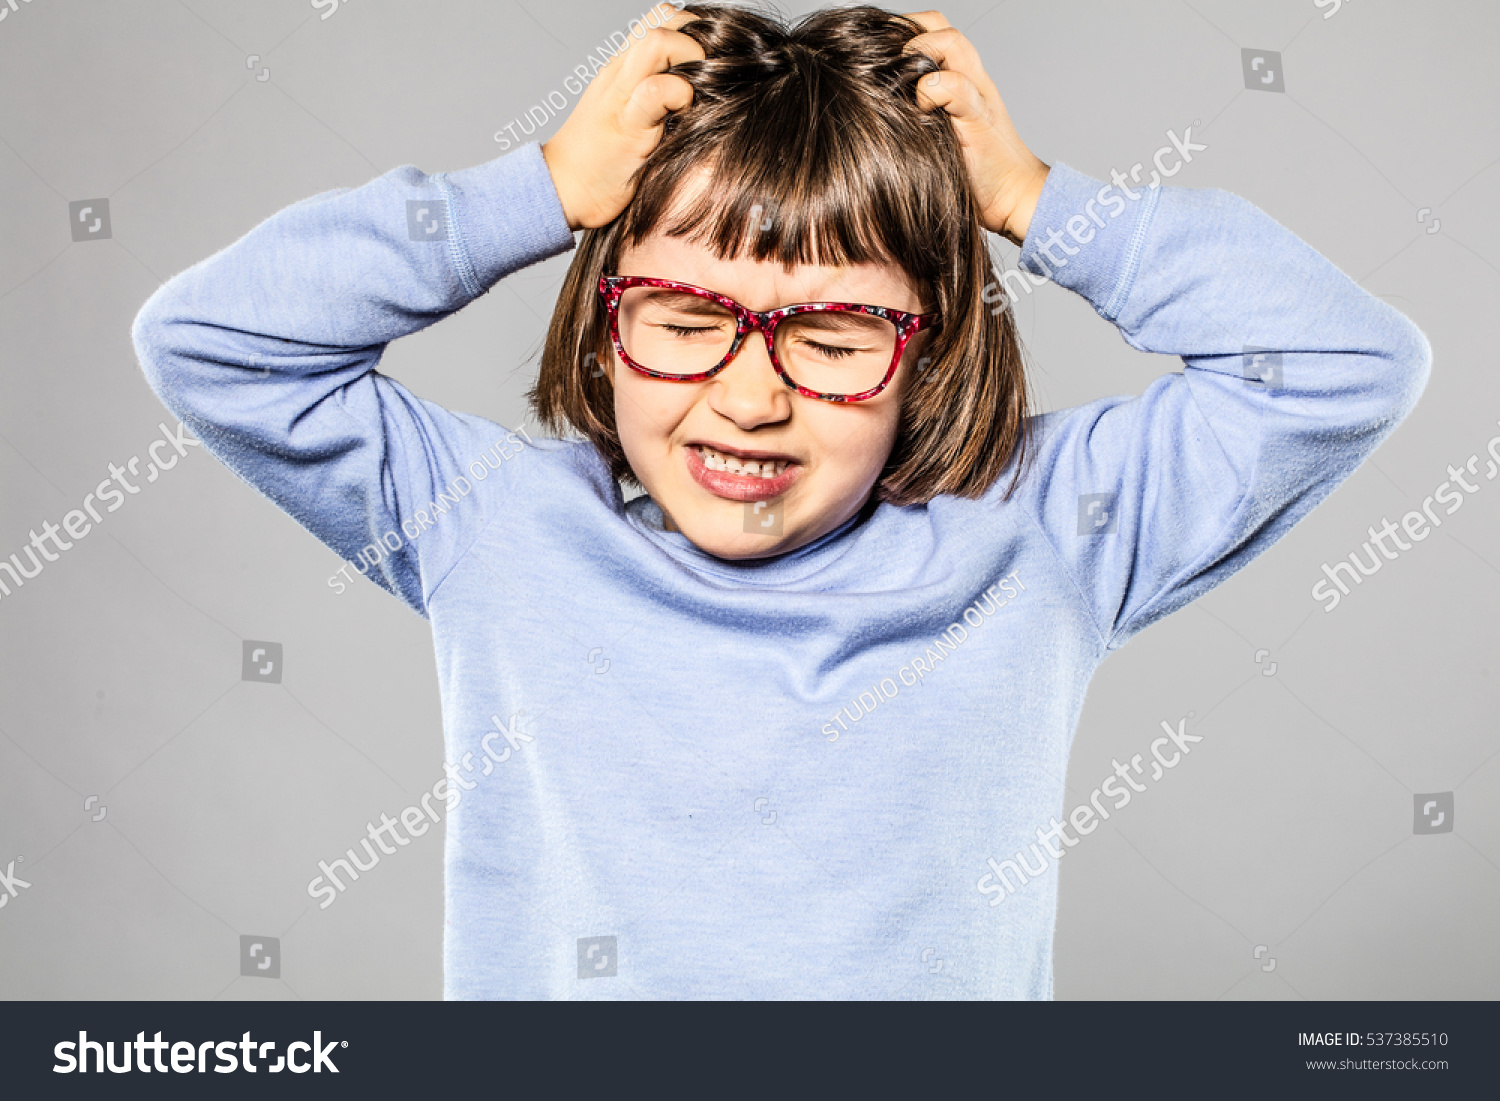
[622,494,874,586]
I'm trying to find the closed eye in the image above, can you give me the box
[660,322,724,338]
[790,337,869,361]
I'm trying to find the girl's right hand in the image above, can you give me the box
[541,4,704,231]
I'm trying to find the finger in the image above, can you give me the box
[905,26,990,92]
[662,5,700,31]
[620,71,695,132]
[902,10,953,34]
[914,68,989,125]
[629,1,692,35]
[614,18,706,89]
[585,7,698,95]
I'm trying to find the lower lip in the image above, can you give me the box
[685,446,800,502]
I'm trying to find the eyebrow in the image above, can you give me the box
[783,310,889,331]
[636,290,734,317]
[639,285,906,319]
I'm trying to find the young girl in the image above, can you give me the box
[132,5,1429,999]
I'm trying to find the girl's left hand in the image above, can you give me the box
[904,12,1050,246]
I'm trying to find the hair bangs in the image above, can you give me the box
[622,126,915,280]
[616,25,955,291]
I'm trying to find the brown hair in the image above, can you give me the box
[531,3,1032,506]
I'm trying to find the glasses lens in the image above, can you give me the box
[615,285,905,397]
[617,285,737,376]
[774,310,898,397]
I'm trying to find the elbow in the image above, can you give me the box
[1331,311,1432,451]
[131,282,190,412]
[131,285,168,386]
[1385,316,1432,424]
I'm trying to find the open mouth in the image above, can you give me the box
[684,442,801,503]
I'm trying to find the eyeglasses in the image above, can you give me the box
[598,274,939,403]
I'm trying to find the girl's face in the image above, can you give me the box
[609,224,930,560]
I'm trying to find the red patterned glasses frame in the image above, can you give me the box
[597,274,939,403]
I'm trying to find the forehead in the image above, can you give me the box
[615,163,925,313]
[616,233,921,313]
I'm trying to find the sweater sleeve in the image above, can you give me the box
[1013,163,1431,649]
[130,141,577,617]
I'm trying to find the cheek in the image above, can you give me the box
[801,401,901,491]
[611,357,698,462]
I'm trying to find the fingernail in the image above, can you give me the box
[924,72,941,88]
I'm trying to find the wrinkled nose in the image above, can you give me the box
[707,331,792,429]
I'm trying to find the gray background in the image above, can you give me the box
[1,0,1495,1000]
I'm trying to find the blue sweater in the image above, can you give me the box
[132,142,1429,999]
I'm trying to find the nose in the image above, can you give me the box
[706,330,792,430]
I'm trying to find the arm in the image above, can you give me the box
[905,13,1429,646]
[1015,164,1430,647]
[132,5,702,616]
[132,142,576,616]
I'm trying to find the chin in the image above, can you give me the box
[671,510,808,561]
[654,470,875,561]
[641,453,870,560]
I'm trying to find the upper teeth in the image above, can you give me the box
[698,446,789,478]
